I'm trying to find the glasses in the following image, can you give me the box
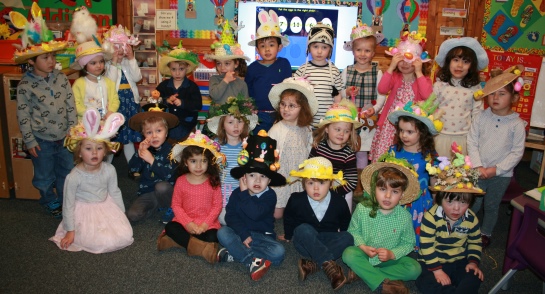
[279,102,301,110]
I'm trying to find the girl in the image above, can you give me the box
[433,37,489,157]
[309,99,362,212]
[370,32,433,162]
[267,77,318,219]
[50,108,133,253]
[157,131,224,264]
[205,95,258,225]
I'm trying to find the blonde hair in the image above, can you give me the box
[141,116,169,133]
[312,123,359,151]
[73,138,111,165]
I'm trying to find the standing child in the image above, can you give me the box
[342,155,422,293]
[284,157,353,290]
[205,95,258,225]
[245,9,292,133]
[15,14,76,218]
[156,131,225,264]
[216,131,286,281]
[50,108,133,253]
[468,65,526,248]
[157,42,202,141]
[433,37,489,157]
[268,77,318,219]
[294,23,344,125]
[371,31,433,161]
[310,100,362,212]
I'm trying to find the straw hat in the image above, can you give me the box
[128,103,179,131]
[343,23,384,51]
[204,19,250,61]
[314,99,363,129]
[287,157,346,189]
[206,95,259,135]
[248,10,290,47]
[70,41,104,70]
[170,130,226,167]
[268,77,319,116]
[387,93,443,135]
[384,31,431,63]
[158,41,199,76]
[473,65,524,100]
[435,37,489,70]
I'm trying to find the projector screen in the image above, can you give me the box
[237,2,359,71]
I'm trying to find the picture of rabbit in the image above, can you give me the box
[256,10,281,38]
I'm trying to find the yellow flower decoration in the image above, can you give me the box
[473,89,484,99]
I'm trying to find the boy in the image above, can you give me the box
[216,131,286,281]
[126,107,179,222]
[157,43,202,141]
[15,20,76,218]
[245,10,292,133]
[284,157,353,290]
[342,155,422,293]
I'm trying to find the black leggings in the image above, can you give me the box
[165,221,218,248]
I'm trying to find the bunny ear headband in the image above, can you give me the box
[64,108,125,153]
[473,65,524,100]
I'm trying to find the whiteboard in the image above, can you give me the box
[531,58,545,128]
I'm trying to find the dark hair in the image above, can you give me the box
[178,145,221,188]
[363,166,408,218]
[73,138,112,165]
[437,46,480,87]
[215,115,250,145]
[235,58,248,77]
[393,116,436,159]
[436,191,475,207]
[275,89,313,127]
[256,37,281,46]
[301,178,332,186]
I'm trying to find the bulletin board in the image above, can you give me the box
[481,0,545,55]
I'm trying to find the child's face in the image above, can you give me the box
[398,119,420,152]
[216,59,237,74]
[223,115,245,139]
[449,56,471,80]
[309,43,331,65]
[325,122,352,149]
[169,62,188,81]
[185,153,208,178]
[29,53,56,77]
[279,94,301,125]
[487,87,517,116]
[352,38,376,66]
[397,60,415,75]
[256,38,282,64]
[143,122,168,148]
[244,172,271,195]
[375,183,403,213]
[80,139,106,167]
[304,179,332,202]
[85,55,105,77]
[441,198,470,221]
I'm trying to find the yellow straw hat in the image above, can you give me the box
[314,99,363,129]
[288,157,346,189]
[169,130,226,167]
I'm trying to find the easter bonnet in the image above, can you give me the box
[205,19,250,61]
[473,65,524,100]
[315,99,363,129]
[435,37,489,70]
[288,157,346,189]
[206,95,259,135]
[384,31,430,63]
[268,76,319,116]
[343,23,384,51]
[158,41,200,76]
[169,130,226,167]
[387,93,444,135]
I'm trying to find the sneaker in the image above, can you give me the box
[160,208,174,224]
[44,200,62,219]
[217,248,234,263]
[249,258,271,281]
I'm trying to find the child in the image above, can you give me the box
[433,37,489,157]
[245,9,292,133]
[50,108,133,253]
[126,106,180,222]
[216,131,286,281]
[284,157,353,290]
[342,155,422,293]
[157,42,202,141]
[371,31,433,161]
[205,19,250,104]
[468,65,526,248]
[294,23,344,125]
[268,77,318,219]
[205,95,258,225]
[156,131,225,264]
[15,15,76,218]
[310,100,362,212]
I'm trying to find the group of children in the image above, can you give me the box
[13,6,528,293]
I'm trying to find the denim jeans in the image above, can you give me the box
[217,226,285,266]
[31,138,74,205]
[292,223,354,265]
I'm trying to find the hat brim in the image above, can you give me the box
[428,186,485,195]
[170,140,224,164]
[387,111,438,135]
[268,83,318,116]
[231,162,287,187]
[14,43,68,64]
[128,111,179,131]
[343,33,385,51]
[435,37,489,70]
[314,117,363,129]
[361,162,420,205]
[158,55,199,76]
[481,65,524,97]
[384,51,431,63]
[248,35,290,47]
[206,113,258,135]
[70,52,109,70]
[287,173,345,189]
[204,53,250,61]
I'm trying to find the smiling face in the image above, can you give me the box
[278,94,301,126]
[256,38,282,64]
[185,153,209,178]
[244,172,271,195]
[79,139,106,169]
[142,121,168,148]
[303,178,332,202]
[309,43,331,65]
[487,86,517,116]
[397,60,415,75]
[29,53,57,77]
[351,37,376,67]
[325,122,353,149]
[448,56,471,80]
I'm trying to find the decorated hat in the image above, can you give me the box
[343,23,384,51]
[315,99,363,129]
[206,95,259,135]
[473,65,524,100]
[387,93,444,135]
[435,37,489,70]
[427,142,484,194]
[11,3,68,64]
[307,22,334,48]
[170,130,226,167]
[128,103,179,131]
[361,151,421,205]
[248,10,290,47]
[205,19,250,61]
[101,24,141,58]
[158,41,200,76]
[70,41,104,70]
[268,76,319,116]
[64,108,125,153]
[384,31,430,63]
[230,130,286,186]
[287,157,346,189]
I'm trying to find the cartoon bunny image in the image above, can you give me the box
[249,10,289,46]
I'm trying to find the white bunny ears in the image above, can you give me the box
[64,108,125,153]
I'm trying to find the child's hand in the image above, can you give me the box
[477,167,488,179]
[361,106,375,118]
[223,71,237,84]
[376,248,394,262]
[60,231,75,249]
[138,140,154,164]
[186,222,199,234]
[346,86,360,98]
[433,269,451,286]
[168,94,181,106]
[466,263,484,281]
[243,236,253,248]
[197,223,209,234]
[28,145,41,158]
[388,53,404,73]
[126,45,134,60]
[359,244,377,258]
[485,167,496,178]
[413,58,423,76]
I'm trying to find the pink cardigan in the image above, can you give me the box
[376,71,433,127]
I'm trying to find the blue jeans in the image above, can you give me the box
[292,223,354,265]
[217,226,285,266]
[31,138,74,205]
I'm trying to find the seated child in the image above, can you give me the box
[216,131,286,281]
[342,154,422,293]
[284,157,353,290]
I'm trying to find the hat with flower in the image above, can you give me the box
[101,24,141,58]
[343,23,384,51]
[427,142,484,194]
[387,93,444,135]
[128,94,179,131]
[268,76,319,116]
[158,40,200,76]
[435,37,489,70]
[287,157,346,189]
[206,94,259,135]
[64,108,125,153]
[315,99,363,129]
[248,9,290,47]
[205,19,250,61]
[384,31,430,63]
[170,130,226,167]
[473,65,524,101]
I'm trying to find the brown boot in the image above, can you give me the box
[186,236,219,264]
[381,279,409,294]
[322,260,347,290]
[345,268,360,284]
[298,259,319,281]
[157,232,182,251]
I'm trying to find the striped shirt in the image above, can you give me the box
[309,140,357,195]
[219,141,242,207]
[418,204,481,271]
